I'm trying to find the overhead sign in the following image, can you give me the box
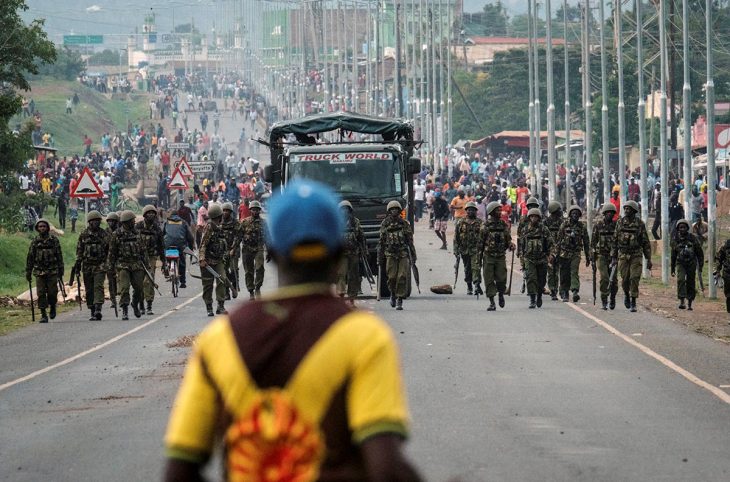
[176,157,194,178]
[168,167,189,190]
[168,142,190,150]
[715,125,730,149]
[63,35,104,45]
[70,167,104,198]
[291,152,394,164]
[189,162,216,173]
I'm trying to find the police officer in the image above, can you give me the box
[135,205,166,315]
[453,201,484,295]
[521,208,553,309]
[220,202,240,299]
[199,203,229,316]
[239,200,266,300]
[337,200,365,303]
[714,239,730,313]
[591,204,619,310]
[612,201,652,313]
[106,212,120,234]
[544,201,563,300]
[106,212,120,311]
[75,210,111,320]
[555,205,591,302]
[26,219,64,323]
[378,201,416,310]
[671,219,704,310]
[517,197,541,256]
[108,210,144,320]
[482,201,515,311]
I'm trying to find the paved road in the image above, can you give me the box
[1,222,730,481]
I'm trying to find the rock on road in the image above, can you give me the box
[1,222,730,481]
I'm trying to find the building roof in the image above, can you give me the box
[465,36,567,46]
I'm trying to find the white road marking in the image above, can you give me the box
[568,303,730,406]
[0,294,202,393]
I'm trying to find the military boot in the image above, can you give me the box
[49,304,57,319]
[255,288,261,299]
[121,306,129,321]
[132,302,142,318]
[529,295,536,309]
[678,298,686,310]
[88,307,96,321]
[601,296,608,311]
[561,291,569,302]
[249,290,255,301]
[687,298,693,311]
[216,301,227,315]
[474,283,484,297]
[624,292,631,309]
[95,304,103,320]
[487,297,496,311]
[39,309,48,323]
[536,293,543,308]
[206,304,214,317]
[396,298,403,311]
[467,282,473,296]
[146,301,154,315]
[572,290,580,302]
[390,293,396,308]
[609,293,617,310]
[550,290,558,301]
[630,297,637,313]
[498,292,505,308]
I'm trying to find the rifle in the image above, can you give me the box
[140,257,163,296]
[68,263,82,311]
[58,278,67,304]
[713,271,724,288]
[453,254,460,289]
[697,259,705,292]
[28,279,35,322]
[109,272,118,318]
[184,247,232,288]
[520,265,527,294]
[376,255,382,301]
[406,245,421,294]
[609,259,618,286]
[591,258,597,305]
[506,248,515,296]
[475,251,484,300]
[360,253,375,291]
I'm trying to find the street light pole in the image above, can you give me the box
[616,0,626,206]
[563,0,571,208]
[636,0,649,277]
[545,0,557,202]
[706,0,717,298]
[599,0,609,205]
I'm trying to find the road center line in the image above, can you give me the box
[567,303,730,406]
[0,293,202,393]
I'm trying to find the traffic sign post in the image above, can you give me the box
[63,35,104,45]
[168,166,189,190]
[70,167,104,226]
[189,161,216,174]
[176,157,194,178]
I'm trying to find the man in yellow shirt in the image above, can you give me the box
[450,186,469,220]
[40,174,51,194]
[164,180,421,482]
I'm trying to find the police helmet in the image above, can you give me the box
[526,197,539,208]
[86,210,103,222]
[568,205,582,216]
[387,200,402,212]
[208,204,223,219]
[120,210,136,223]
[676,219,690,230]
[222,202,233,212]
[106,212,119,222]
[624,200,639,212]
[601,203,617,214]
[465,201,478,210]
[34,218,50,231]
[547,201,561,214]
[142,204,157,216]
[249,200,262,210]
[486,201,502,215]
[527,208,542,218]
[339,200,353,210]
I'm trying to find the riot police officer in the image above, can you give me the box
[75,210,111,320]
[199,203,229,316]
[108,210,144,320]
[555,205,590,302]
[135,205,166,315]
[714,239,730,313]
[220,202,240,299]
[544,201,563,300]
[516,196,541,259]
[26,219,64,323]
[671,219,704,310]
[482,201,515,311]
[521,208,554,308]
[592,204,619,310]
[612,201,652,312]
[239,200,266,300]
[378,201,416,310]
[337,200,366,303]
[453,201,484,295]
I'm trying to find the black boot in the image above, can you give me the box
[132,302,142,318]
[121,306,129,321]
[255,288,261,299]
[95,304,103,320]
[601,296,608,310]
[88,308,96,321]
[687,298,693,311]
[206,304,214,317]
[561,291,569,302]
[678,298,686,310]
[550,290,558,301]
[249,290,255,301]
[146,301,154,315]
[624,292,631,309]
[467,283,473,296]
[529,295,536,309]
[536,293,543,308]
[216,302,227,314]
[630,297,637,313]
[39,309,48,323]
[396,298,403,311]
[390,293,396,308]
[474,283,484,296]
[487,297,496,311]
[498,292,505,308]
[572,290,580,302]
[609,293,616,310]
[49,304,56,319]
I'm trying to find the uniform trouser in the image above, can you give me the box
[386,255,410,298]
[597,255,618,298]
[337,253,361,297]
[524,260,547,296]
[35,273,58,310]
[547,260,560,292]
[559,254,581,293]
[619,254,643,298]
[82,268,106,308]
[242,251,265,292]
[118,268,144,307]
[461,254,481,286]
[723,277,730,299]
[676,262,697,300]
[202,262,226,305]
[483,254,507,297]
[142,261,157,303]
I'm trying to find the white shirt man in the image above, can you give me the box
[19,174,30,190]
[413,180,426,202]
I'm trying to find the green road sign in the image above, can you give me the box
[63,35,103,45]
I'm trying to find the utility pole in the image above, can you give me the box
[659,0,670,284]
[528,0,536,189]
[583,0,593,235]
[616,0,626,206]
[545,0,557,202]
[395,0,403,117]
[563,0,571,208]
[706,0,717,298]
[599,0,609,205]
[438,0,445,168]
[637,0,649,277]
[447,0,453,147]
[532,0,541,196]
[682,0,692,219]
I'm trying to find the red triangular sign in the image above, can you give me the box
[176,156,194,178]
[168,166,189,190]
[70,167,104,198]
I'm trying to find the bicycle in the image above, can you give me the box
[166,249,181,298]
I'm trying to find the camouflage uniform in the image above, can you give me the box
[26,220,64,322]
[337,211,365,299]
[591,209,618,309]
[555,208,590,300]
[521,212,553,307]
[516,197,540,259]
[378,212,415,306]
[543,205,563,297]
[453,215,485,294]
[670,220,704,308]
[220,215,241,296]
[481,217,512,301]
[108,223,145,319]
[612,204,652,312]
[199,220,229,311]
[715,240,730,312]
[239,215,266,296]
[75,221,111,319]
[135,217,165,307]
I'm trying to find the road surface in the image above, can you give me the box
[1,222,730,481]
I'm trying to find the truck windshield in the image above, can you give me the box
[288,153,402,199]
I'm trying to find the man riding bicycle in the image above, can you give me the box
[164,209,195,288]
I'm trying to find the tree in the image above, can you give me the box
[482,1,509,37]
[35,47,85,80]
[0,0,55,174]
